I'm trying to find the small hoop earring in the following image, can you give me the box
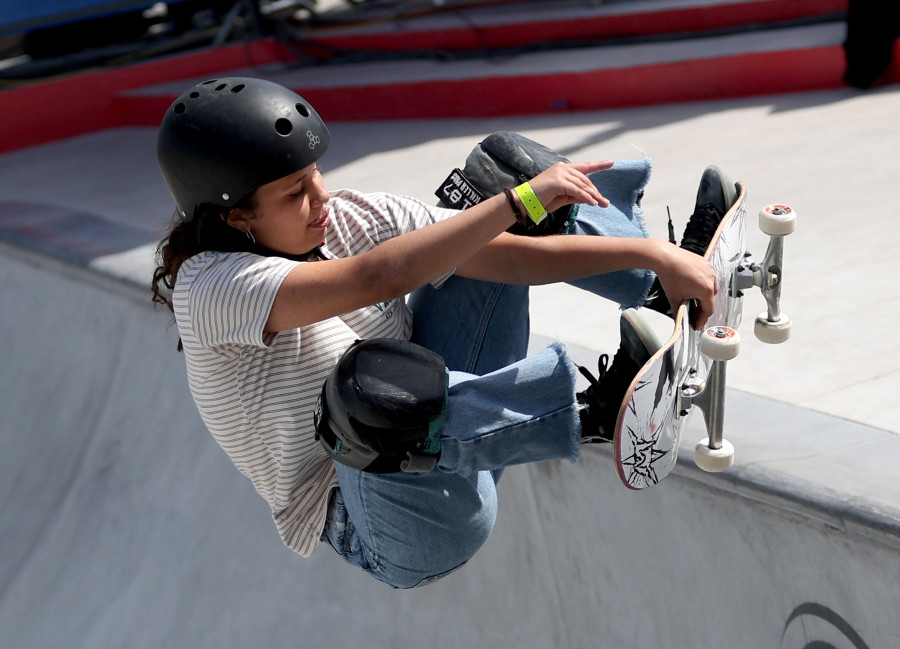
[244,228,256,245]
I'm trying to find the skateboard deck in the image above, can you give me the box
[613,182,748,490]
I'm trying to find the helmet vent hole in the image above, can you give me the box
[202,79,217,85]
[230,84,245,94]
[173,103,186,115]
[295,103,310,117]
[215,83,227,91]
[189,91,199,99]
[275,118,293,136]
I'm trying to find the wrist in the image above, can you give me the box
[502,187,529,228]
[513,182,548,226]
[645,237,682,274]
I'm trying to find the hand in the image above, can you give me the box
[650,241,718,330]
[527,161,614,214]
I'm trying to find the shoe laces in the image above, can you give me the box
[681,203,723,256]
[578,353,609,390]
[577,355,616,443]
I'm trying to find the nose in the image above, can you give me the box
[309,172,329,206]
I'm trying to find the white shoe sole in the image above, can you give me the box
[622,308,664,358]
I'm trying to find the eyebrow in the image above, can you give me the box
[290,165,319,188]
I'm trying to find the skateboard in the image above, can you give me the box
[613,182,796,490]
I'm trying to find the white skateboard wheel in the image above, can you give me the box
[754,312,791,344]
[700,326,740,361]
[695,438,735,472]
[758,204,796,236]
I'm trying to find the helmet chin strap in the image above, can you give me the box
[249,240,325,263]
[231,215,325,262]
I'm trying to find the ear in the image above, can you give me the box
[224,208,252,233]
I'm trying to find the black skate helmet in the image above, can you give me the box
[157,77,331,221]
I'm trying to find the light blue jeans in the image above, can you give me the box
[321,160,655,588]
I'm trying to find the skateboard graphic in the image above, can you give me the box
[613,182,796,490]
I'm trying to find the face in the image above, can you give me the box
[230,163,331,255]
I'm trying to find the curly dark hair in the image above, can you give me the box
[151,187,263,306]
[151,200,258,351]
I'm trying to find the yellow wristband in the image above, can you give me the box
[513,182,547,225]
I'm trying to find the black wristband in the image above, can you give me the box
[503,187,529,228]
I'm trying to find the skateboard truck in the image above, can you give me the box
[679,326,740,472]
[688,203,796,472]
[733,204,797,344]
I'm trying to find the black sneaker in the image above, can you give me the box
[679,165,737,256]
[578,309,662,443]
[643,165,737,316]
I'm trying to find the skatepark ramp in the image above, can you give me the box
[2,232,899,648]
[2,0,900,638]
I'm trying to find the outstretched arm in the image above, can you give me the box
[456,232,718,329]
[265,161,613,332]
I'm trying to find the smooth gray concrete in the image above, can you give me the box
[3,245,898,648]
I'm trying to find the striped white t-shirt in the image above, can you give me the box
[173,189,458,556]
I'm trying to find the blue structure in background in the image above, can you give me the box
[0,0,175,35]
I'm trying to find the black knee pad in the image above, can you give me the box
[314,339,448,473]
[434,130,575,236]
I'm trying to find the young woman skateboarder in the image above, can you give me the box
[152,77,728,588]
